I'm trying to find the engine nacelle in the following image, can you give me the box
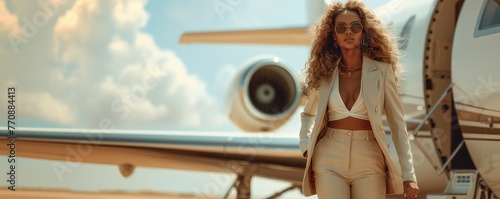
[227,56,301,132]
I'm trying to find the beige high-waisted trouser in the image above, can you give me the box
[312,128,386,199]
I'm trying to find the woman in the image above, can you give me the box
[299,1,419,199]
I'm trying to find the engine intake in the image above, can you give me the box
[227,57,301,132]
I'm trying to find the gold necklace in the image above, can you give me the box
[339,58,362,77]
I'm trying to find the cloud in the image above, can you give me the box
[1,0,227,129]
[0,0,19,35]
[0,1,20,47]
[18,91,77,125]
[113,0,148,28]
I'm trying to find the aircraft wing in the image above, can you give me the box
[0,127,306,185]
[179,26,312,46]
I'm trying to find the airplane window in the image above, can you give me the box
[479,0,500,30]
[475,0,500,37]
[398,15,416,51]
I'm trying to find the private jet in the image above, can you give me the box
[1,0,499,198]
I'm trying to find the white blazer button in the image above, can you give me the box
[380,125,384,130]
[375,107,379,112]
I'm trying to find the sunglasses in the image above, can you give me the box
[334,22,363,34]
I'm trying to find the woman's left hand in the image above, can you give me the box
[403,180,419,199]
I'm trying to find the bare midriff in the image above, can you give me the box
[328,117,372,130]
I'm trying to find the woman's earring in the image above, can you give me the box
[334,41,338,48]
[363,34,371,46]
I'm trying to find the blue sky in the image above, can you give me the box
[0,0,390,197]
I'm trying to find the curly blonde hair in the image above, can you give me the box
[303,0,401,95]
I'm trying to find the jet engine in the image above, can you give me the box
[227,56,301,132]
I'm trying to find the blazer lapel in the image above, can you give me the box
[361,56,380,107]
[317,70,336,112]
[313,69,336,135]
[310,63,338,144]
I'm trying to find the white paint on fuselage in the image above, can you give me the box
[453,0,500,118]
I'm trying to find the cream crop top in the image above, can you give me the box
[328,69,369,121]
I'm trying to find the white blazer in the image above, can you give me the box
[299,56,417,196]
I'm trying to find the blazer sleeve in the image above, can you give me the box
[384,67,418,183]
[299,88,319,158]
